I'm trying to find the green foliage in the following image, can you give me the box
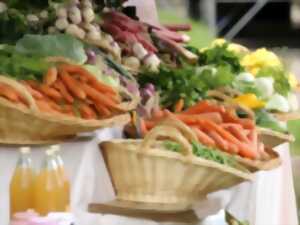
[0,45,50,81]
[139,64,235,109]
[0,34,87,80]
[163,140,238,167]
[198,43,244,74]
[16,34,87,64]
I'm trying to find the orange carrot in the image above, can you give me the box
[174,99,184,112]
[79,103,97,119]
[0,84,20,102]
[177,113,223,124]
[221,109,255,129]
[152,108,165,119]
[183,101,225,115]
[144,120,156,130]
[60,64,117,95]
[94,103,111,117]
[39,84,63,102]
[192,127,215,147]
[53,80,74,103]
[22,82,44,100]
[36,100,59,113]
[223,124,250,143]
[140,118,148,136]
[207,131,230,152]
[200,120,257,159]
[44,67,58,86]
[60,69,86,100]
[81,83,118,109]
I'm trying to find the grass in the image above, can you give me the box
[158,10,215,48]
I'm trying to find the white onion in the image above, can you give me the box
[55,18,69,30]
[68,6,82,24]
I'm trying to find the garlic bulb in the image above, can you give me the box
[66,24,85,39]
[69,0,80,5]
[82,7,95,23]
[26,14,39,23]
[39,10,49,19]
[56,7,67,18]
[55,18,69,30]
[82,0,93,8]
[0,2,7,13]
[68,6,82,24]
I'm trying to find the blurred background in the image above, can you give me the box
[157,0,300,220]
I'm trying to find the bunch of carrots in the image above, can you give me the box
[0,64,123,120]
[139,100,267,160]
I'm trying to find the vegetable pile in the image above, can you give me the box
[135,100,267,160]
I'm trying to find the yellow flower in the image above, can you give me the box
[199,38,249,55]
[288,73,298,89]
[241,48,282,75]
[233,93,266,109]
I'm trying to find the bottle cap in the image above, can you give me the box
[50,145,60,153]
[19,147,31,154]
[45,149,54,156]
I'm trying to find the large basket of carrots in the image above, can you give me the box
[101,119,253,209]
[126,100,281,172]
[0,60,138,144]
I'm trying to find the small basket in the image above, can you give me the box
[101,119,253,209]
[0,75,132,144]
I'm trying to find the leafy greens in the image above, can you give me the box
[139,63,235,108]
[163,140,238,168]
[0,34,87,80]
[198,43,244,74]
[255,109,287,133]
[16,34,87,64]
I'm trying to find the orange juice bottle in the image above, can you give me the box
[51,145,70,211]
[34,149,62,215]
[10,147,35,217]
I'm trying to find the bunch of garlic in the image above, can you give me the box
[49,0,121,60]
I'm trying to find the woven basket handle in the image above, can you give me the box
[0,76,38,112]
[140,118,198,157]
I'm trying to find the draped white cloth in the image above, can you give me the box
[0,128,298,225]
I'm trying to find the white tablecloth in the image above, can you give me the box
[0,128,298,225]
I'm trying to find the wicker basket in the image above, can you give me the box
[0,75,133,144]
[101,119,253,209]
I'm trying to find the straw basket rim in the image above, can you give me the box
[101,139,253,181]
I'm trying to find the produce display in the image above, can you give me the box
[1,0,299,220]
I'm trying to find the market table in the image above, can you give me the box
[0,127,298,225]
